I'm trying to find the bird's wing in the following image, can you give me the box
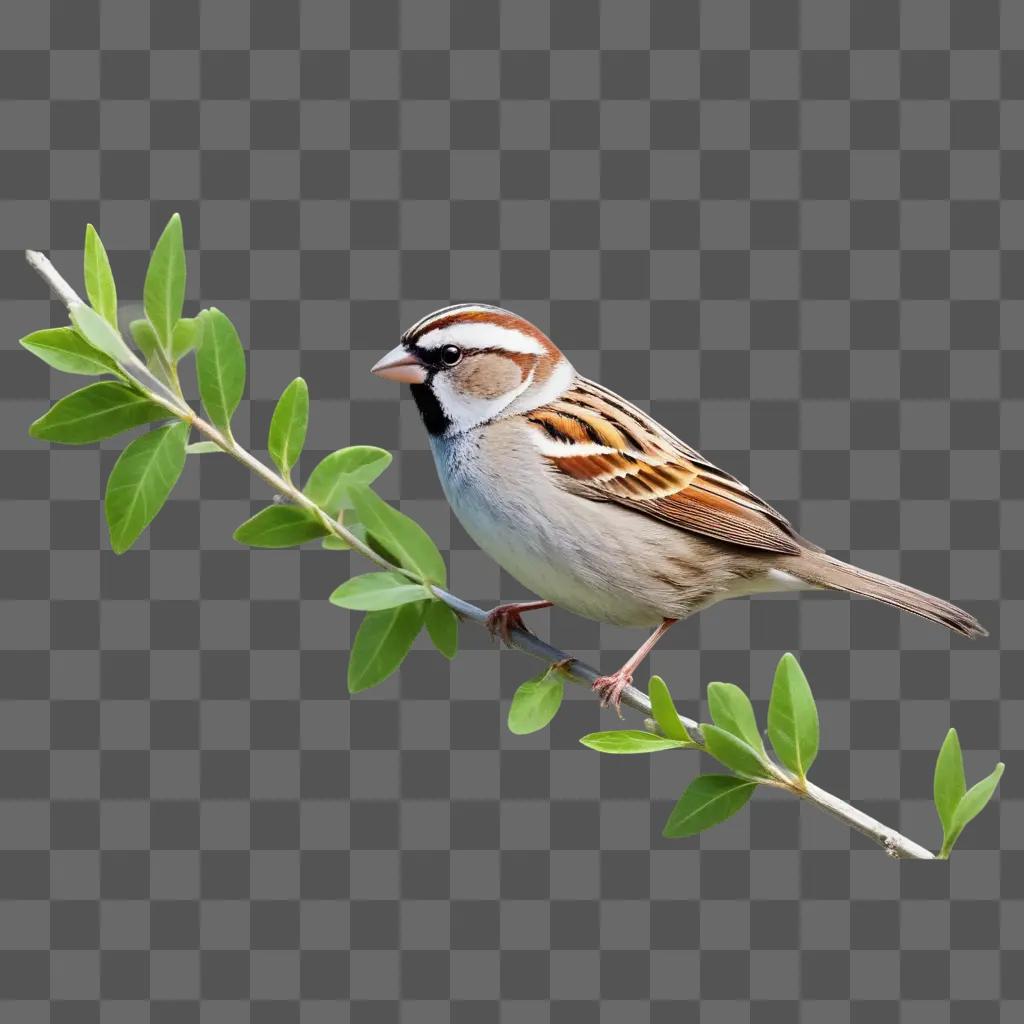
[526,377,816,556]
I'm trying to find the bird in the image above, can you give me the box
[371,304,987,714]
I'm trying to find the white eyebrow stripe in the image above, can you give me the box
[416,322,546,355]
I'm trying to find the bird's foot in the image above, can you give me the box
[484,601,553,646]
[484,604,529,646]
[592,669,633,719]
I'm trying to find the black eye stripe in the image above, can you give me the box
[406,341,470,369]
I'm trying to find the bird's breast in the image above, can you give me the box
[427,427,676,627]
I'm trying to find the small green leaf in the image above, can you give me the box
[144,212,186,351]
[70,302,135,367]
[170,317,200,361]
[83,224,118,329]
[186,441,222,454]
[303,447,393,517]
[347,601,426,693]
[940,762,1005,859]
[508,670,564,735]
[580,730,690,754]
[934,728,966,838]
[233,505,328,548]
[196,307,246,433]
[329,572,428,611]
[707,681,766,756]
[648,676,691,743]
[20,327,121,376]
[342,483,447,586]
[661,775,758,838]
[425,601,458,659]
[950,762,1005,834]
[29,381,167,444]
[701,725,773,781]
[767,653,820,780]
[129,319,160,362]
[104,421,189,554]
[268,377,309,479]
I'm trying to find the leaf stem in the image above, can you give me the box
[25,247,937,860]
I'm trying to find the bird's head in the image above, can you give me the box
[371,304,575,436]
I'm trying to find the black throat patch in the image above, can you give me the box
[410,380,451,436]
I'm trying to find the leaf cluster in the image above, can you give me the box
[24,217,197,552]
[23,216,459,688]
[933,728,1003,859]
[577,655,1002,856]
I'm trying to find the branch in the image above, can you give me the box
[25,247,936,860]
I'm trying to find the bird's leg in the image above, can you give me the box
[484,600,554,645]
[592,618,678,718]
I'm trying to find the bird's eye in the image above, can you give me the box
[440,344,462,366]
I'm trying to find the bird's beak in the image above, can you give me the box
[371,345,428,385]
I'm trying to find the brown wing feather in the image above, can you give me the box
[528,378,816,556]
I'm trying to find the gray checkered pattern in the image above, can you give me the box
[0,0,1020,1018]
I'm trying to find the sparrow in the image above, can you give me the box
[371,304,986,712]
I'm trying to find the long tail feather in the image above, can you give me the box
[788,553,987,639]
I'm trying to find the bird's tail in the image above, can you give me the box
[787,552,987,639]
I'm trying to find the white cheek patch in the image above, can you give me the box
[417,322,546,356]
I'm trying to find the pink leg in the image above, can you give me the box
[592,618,678,718]
[485,600,554,645]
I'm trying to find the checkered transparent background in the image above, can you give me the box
[0,0,1022,1019]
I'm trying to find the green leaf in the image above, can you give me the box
[196,307,246,433]
[29,381,167,444]
[424,601,458,659]
[268,377,309,479]
[580,730,690,754]
[648,676,692,743]
[186,441,222,454]
[233,505,328,548]
[20,327,121,377]
[662,775,758,838]
[70,302,135,367]
[940,762,1005,859]
[341,483,447,586]
[707,681,766,756]
[104,421,189,554]
[767,652,820,780]
[701,724,773,781]
[143,212,186,351]
[303,447,393,516]
[129,319,160,362]
[508,670,564,735]
[329,572,428,611]
[170,317,200,362]
[933,728,966,838]
[83,224,118,329]
[347,602,425,693]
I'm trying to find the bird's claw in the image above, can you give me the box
[592,671,632,719]
[484,604,527,646]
